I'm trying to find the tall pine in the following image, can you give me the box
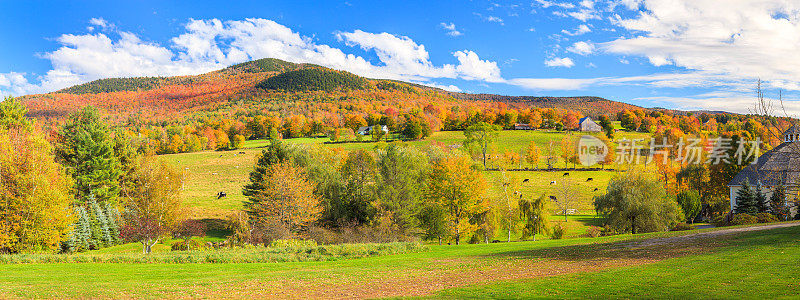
[734,180,758,215]
[55,106,121,203]
[769,185,788,220]
[754,184,769,213]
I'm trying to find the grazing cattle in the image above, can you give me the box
[550,181,556,185]
[586,178,593,182]
[522,178,530,183]
[593,188,599,191]
[549,195,557,201]
[239,151,246,155]
[563,172,570,176]
[216,191,227,199]
[219,155,223,158]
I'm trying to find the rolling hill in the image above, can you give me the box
[20,58,644,124]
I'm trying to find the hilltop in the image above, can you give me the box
[20,58,642,123]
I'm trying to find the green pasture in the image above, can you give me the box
[0,223,796,299]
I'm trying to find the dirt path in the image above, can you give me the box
[202,222,800,299]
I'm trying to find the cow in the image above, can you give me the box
[549,195,557,201]
[239,151,246,155]
[219,155,223,158]
[216,191,227,199]
[563,172,570,176]
[522,178,530,183]
[550,181,557,185]
[586,178,594,182]
[593,188,599,192]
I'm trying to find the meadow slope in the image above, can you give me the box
[0,223,796,299]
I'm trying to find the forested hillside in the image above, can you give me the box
[20,57,762,157]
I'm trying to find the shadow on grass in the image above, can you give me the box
[198,218,231,240]
[482,225,800,262]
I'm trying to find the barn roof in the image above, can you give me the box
[728,141,800,187]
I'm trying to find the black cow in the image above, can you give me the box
[550,181,556,185]
[522,178,530,183]
[549,195,557,201]
[593,188,599,192]
[563,172,570,176]
[216,191,227,199]
[586,178,594,182]
[239,151,246,155]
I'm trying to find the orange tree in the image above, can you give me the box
[244,161,322,233]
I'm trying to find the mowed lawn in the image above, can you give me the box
[0,223,797,299]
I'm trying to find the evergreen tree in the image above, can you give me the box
[754,184,769,213]
[86,195,110,249]
[769,185,788,220]
[104,202,121,245]
[243,138,291,199]
[734,181,758,215]
[72,206,92,252]
[55,106,122,203]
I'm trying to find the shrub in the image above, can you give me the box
[601,225,620,236]
[585,226,602,238]
[550,224,565,240]
[731,214,758,226]
[755,213,778,224]
[171,241,188,251]
[269,239,317,248]
[671,223,693,231]
[711,214,730,227]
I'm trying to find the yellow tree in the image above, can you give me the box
[120,157,183,254]
[0,125,74,253]
[245,162,322,232]
[426,154,488,245]
[560,136,577,168]
[525,141,540,169]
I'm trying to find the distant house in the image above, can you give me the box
[578,117,602,132]
[514,123,533,130]
[356,125,389,135]
[728,125,800,213]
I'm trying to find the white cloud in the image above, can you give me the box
[544,57,575,67]
[454,50,503,82]
[486,16,504,23]
[562,24,591,36]
[440,22,463,36]
[605,0,800,91]
[88,18,111,29]
[567,41,595,56]
[1,18,503,96]
[535,0,575,9]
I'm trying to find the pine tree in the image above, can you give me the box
[754,184,769,213]
[55,106,122,204]
[72,206,92,252]
[104,202,121,245]
[86,195,111,249]
[769,185,788,220]
[734,181,758,215]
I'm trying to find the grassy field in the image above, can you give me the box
[159,129,651,237]
[0,223,796,299]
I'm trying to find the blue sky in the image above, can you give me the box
[2,0,799,114]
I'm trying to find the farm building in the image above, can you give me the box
[514,123,533,130]
[578,117,602,132]
[356,125,389,135]
[727,125,800,213]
